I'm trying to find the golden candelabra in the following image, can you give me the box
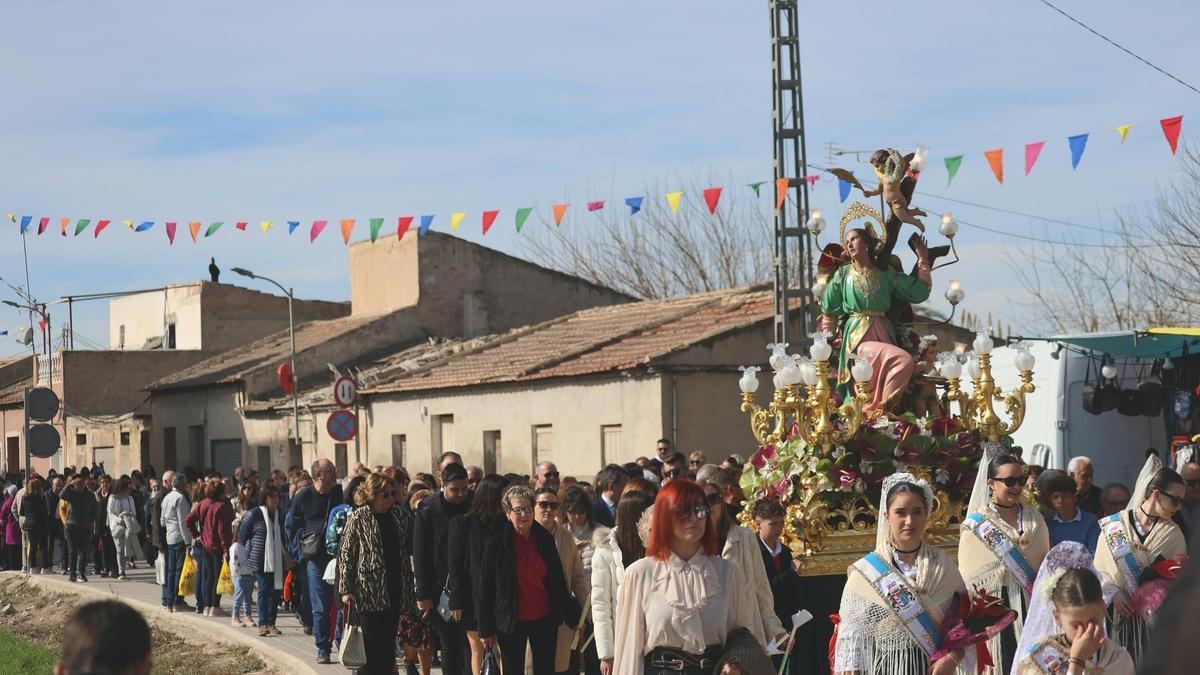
[937,334,1037,442]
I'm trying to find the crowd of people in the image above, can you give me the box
[3,438,1200,675]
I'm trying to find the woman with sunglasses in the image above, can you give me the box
[592,490,656,675]
[959,453,1050,673]
[1093,456,1186,663]
[480,485,581,675]
[613,480,757,674]
[698,481,791,656]
[447,473,511,674]
[533,487,591,674]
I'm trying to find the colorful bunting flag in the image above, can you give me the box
[123,219,134,229]
[703,187,722,215]
[369,217,384,242]
[552,204,568,226]
[665,192,683,214]
[340,219,355,244]
[397,217,413,240]
[625,197,644,215]
[235,221,248,231]
[287,221,300,235]
[838,179,852,204]
[166,221,177,244]
[189,221,202,242]
[74,219,91,237]
[419,215,434,236]
[1024,142,1045,176]
[804,175,819,187]
[944,155,964,187]
[19,216,31,234]
[310,220,328,242]
[449,212,466,231]
[94,220,111,238]
[260,221,274,233]
[774,178,789,210]
[4,214,12,223]
[1115,124,1133,144]
[37,217,49,235]
[134,221,154,232]
[515,207,533,232]
[60,218,69,236]
[984,149,1004,184]
[481,210,499,235]
[1160,115,1183,155]
[586,201,605,212]
[205,222,223,238]
[1068,133,1089,169]
[748,181,767,197]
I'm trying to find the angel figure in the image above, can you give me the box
[861,149,926,232]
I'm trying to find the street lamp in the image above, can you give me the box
[231,267,301,454]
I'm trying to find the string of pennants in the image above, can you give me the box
[5,114,1184,245]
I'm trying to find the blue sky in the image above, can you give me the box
[2,0,1197,357]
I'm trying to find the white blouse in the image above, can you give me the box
[612,551,754,674]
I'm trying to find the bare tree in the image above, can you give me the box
[1006,143,1200,333]
[522,176,779,298]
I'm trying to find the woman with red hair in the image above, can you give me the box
[612,480,755,674]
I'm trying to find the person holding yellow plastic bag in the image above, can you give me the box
[160,474,194,612]
[217,557,235,596]
[179,549,197,597]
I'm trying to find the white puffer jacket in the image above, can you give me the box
[722,523,786,648]
[589,526,625,662]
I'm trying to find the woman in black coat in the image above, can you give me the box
[446,474,511,673]
[479,485,580,675]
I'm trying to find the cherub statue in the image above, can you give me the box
[862,149,926,232]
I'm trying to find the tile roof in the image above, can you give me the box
[148,314,380,392]
[365,286,777,395]
[0,376,32,407]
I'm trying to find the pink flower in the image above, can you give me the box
[894,420,919,442]
[837,469,860,490]
[751,444,777,470]
[930,417,962,437]
[772,478,791,498]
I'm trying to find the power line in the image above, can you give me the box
[954,216,1160,248]
[1037,0,1200,96]
[915,191,1143,239]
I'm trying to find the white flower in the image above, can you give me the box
[859,461,874,476]
[817,476,834,492]
[935,468,950,485]
[832,446,848,461]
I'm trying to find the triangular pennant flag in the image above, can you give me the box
[123,219,134,229]
[369,217,384,242]
[552,204,568,226]
[397,217,413,241]
[804,175,819,187]
[1115,124,1133,144]
[340,219,355,244]
[586,201,605,212]
[665,191,683,214]
[983,149,1004,184]
[4,214,13,223]
[944,155,964,187]
[481,210,499,235]
[287,221,300,235]
[134,221,154,232]
[38,217,49,235]
[515,207,533,232]
[74,219,91,236]
[1068,133,1089,169]
[94,220,111,238]
[188,221,202,242]
[1160,115,1183,155]
[774,178,789,210]
[38,319,46,332]
[748,181,767,197]
[703,187,722,215]
[19,216,32,234]
[625,197,644,215]
[419,215,434,236]
[260,221,274,233]
[1024,142,1045,176]
[310,220,328,242]
[235,221,248,231]
[60,218,69,236]
[166,221,177,244]
[205,222,224,238]
[449,212,466,231]
[838,179,852,203]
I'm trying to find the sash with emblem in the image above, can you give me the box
[963,513,1036,597]
[1027,640,1071,674]
[851,552,943,658]
[1099,513,1141,596]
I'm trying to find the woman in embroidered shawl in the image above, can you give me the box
[1013,542,1133,675]
[834,473,972,675]
[819,227,931,411]
[959,453,1051,675]
[1092,456,1186,664]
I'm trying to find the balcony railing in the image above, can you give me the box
[35,354,61,386]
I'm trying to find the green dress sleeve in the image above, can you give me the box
[892,270,931,305]
[821,267,848,317]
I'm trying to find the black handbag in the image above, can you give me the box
[301,493,334,561]
[1082,359,1104,416]
[481,647,501,675]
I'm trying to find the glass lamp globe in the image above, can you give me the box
[938,357,963,380]
[779,358,803,387]
[966,356,983,380]
[1101,363,1117,380]
[1014,348,1036,373]
[798,358,817,386]
[806,210,827,236]
[944,280,964,305]
[811,279,827,300]
[851,356,874,383]
[767,343,790,372]
[809,331,833,362]
[973,331,993,356]
[939,213,959,238]
[737,366,760,394]
[772,372,786,390]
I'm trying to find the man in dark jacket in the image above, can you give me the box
[288,459,343,665]
[60,473,97,582]
[413,463,471,675]
[592,465,626,529]
[45,477,65,574]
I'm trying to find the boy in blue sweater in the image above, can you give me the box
[1044,472,1101,553]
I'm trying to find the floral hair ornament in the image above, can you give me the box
[1039,568,1068,602]
[880,472,936,509]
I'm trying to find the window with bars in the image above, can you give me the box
[601,425,622,465]
[532,425,553,469]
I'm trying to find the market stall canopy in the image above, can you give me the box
[1023,329,1200,359]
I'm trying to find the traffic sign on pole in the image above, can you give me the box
[27,387,59,421]
[332,375,357,409]
[28,424,61,458]
[327,409,358,442]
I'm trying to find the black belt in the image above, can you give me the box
[645,645,721,671]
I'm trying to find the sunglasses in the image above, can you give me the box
[672,504,710,521]
[1185,479,1200,488]
[543,471,560,479]
[536,501,560,511]
[705,493,723,505]
[690,460,705,466]
[663,468,682,478]
[990,476,1024,489]
[510,506,534,516]
[1160,492,1184,507]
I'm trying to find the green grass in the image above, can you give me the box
[0,630,56,674]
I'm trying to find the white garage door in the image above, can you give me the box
[211,439,243,479]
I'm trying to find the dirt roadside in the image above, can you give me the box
[0,575,285,675]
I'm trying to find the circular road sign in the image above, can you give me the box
[326,409,358,442]
[332,375,357,409]
[28,423,61,458]
[27,387,60,422]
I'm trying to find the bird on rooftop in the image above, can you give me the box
[209,257,220,283]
